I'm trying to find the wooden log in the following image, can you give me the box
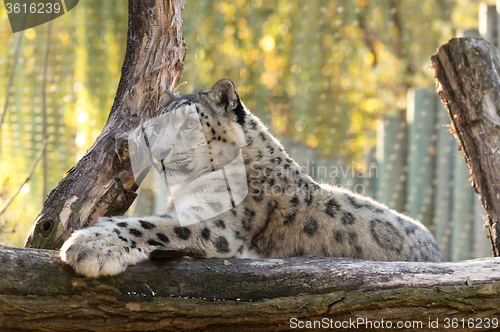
[24,0,186,250]
[1,244,500,331]
[431,37,500,257]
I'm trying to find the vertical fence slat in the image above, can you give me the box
[432,98,454,261]
[479,3,497,46]
[473,196,491,258]
[316,157,338,186]
[281,137,318,179]
[406,89,437,228]
[458,29,479,38]
[375,112,407,213]
[497,0,500,48]
[363,148,377,199]
[450,140,475,261]
[335,160,358,192]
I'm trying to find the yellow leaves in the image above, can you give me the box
[250,48,260,61]
[239,68,249,79]
[241,49,258,67]
[375,41,385,53]
[307,134,319,148]
[260,72,277,87]
[24,28,36,40]
[264,57,284,71]
[259,35,275,53]
[236,18,253,41]
[322,34,335,48]
[291,65,301,74]
[217,3,236,18]
[321,66,332,77]
[73,82,83,92]
[235,17,247,29]
[410,43,420,53]
[422,1,433,15]
[221,41,237,56]
[363,98,379,113]
[258,32,284,88]
[23,45,34,59]
[20,183,31,195]
[194,50,206,62]
[350,112,364,134]
[278,24,289,36]
[59,31,70,45]
[208,33,218,44]
[77,112,88,124]
[295,120,305,132]
[388,26,400,37]
[355,0,367,8]
[75,131,86,148]
[224,25,235,37]
[272,113,288,136]
[340,75,350,90]
[363,52,374,65]
[347,139,359,154]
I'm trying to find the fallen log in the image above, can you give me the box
[1,245,500,331]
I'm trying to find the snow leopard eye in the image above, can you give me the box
[183,118,199,131]
[151,122,162,136]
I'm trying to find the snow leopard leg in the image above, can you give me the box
[60,212,252,278]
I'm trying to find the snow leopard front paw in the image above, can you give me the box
[60,225,150,278]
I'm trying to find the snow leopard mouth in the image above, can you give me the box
[159,158,193,173]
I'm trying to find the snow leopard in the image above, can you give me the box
[60,79,444,278]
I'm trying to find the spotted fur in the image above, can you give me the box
[60,79,443,277]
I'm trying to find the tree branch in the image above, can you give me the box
[431,37,500,256]
[25,0,186,250]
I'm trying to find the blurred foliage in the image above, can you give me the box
[180,0,480,161]
[0,0,482,246]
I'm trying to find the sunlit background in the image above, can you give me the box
[0,0,490,260]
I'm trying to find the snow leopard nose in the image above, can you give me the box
[153,147,172,162]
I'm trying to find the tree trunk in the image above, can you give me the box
[431,37,500,257]
[1,245,500,331]
[24,0,186,250]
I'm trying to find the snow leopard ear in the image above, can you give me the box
[210,79,246,125]
[162,89,178,107]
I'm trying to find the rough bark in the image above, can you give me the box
[1,245,500,331]
[431,37,500,257]
[24,0,186,250]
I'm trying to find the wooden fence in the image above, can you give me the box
[375,90,490,261]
